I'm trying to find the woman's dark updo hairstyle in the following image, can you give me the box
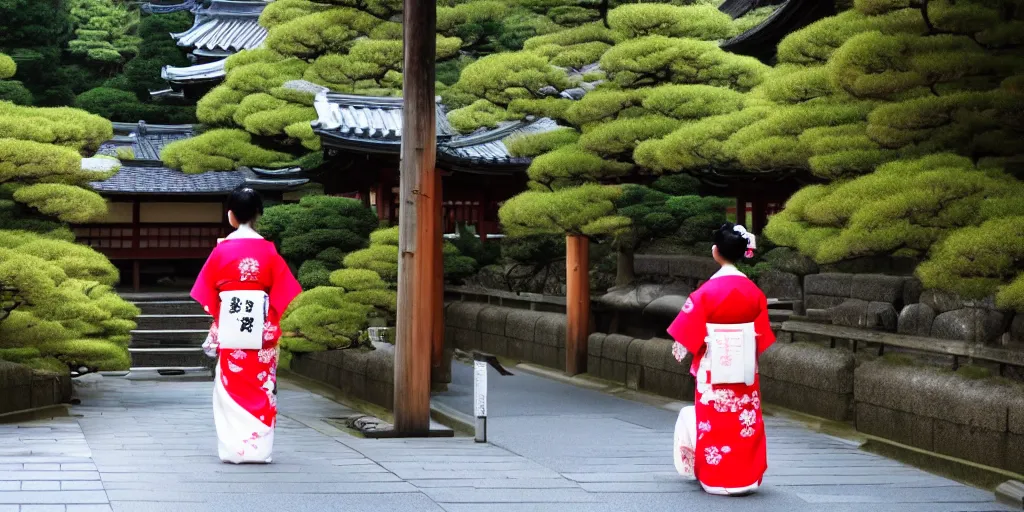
[714,222,748,263]
[227,186,263,224]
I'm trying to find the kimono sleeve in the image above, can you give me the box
[190,246,221,318]
[666,292,707,356]
[755,293,776,355]
[269,253,302,317]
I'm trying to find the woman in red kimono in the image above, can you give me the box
[191,187,301,464]
[668,223,776,495]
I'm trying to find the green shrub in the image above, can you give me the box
[161,129,294,174]
[259,195,378,267]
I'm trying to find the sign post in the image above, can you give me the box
[472,351,513,443]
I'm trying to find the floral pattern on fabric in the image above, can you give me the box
[239,258,260,281]
[679,445,695,476]
[705,446,723,465]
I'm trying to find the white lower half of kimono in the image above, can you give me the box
[213,365,275,464]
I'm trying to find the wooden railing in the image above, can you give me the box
[73,223,227,259]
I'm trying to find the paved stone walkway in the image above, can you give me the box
[0,366,1013,512]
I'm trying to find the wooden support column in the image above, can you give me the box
[566,234,590,376]
[735,194,747,229]
[752,198,769,235]
[431,172,444,368]
[393,0,436,436]
[132,199,141,292]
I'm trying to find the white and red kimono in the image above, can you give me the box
[667,264,776,495]
[191,224,301,464]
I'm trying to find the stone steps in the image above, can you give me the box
[134,300,206,316]
[130,329,208,346]
[136,314,210,331]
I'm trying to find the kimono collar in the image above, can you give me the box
[225,223,264,240]
[710,264,746,280]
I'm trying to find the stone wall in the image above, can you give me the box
[855,359,1024,475]
[0,362,72,418]
[289,343,453,410]
[444,301,854,421]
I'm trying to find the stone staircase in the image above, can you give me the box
[121,293,214,379]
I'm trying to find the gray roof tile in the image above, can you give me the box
[172,0,269,56]
[141,0,197,14]
[91,165,248,195]
[311,92,558,172]
[162,58,227,84]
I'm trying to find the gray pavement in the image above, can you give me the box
[0,364,1011,512]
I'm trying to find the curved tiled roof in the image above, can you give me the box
[92,122,308,195]
[171,0,269,58]
[721,0,836,61]
[311,92,560,173]
[162,58,227,84]
[141,0,197,14]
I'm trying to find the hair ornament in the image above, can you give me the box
[733,225,756,258]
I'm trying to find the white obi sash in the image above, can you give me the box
[706,322,756,386]
[217,290,269,350]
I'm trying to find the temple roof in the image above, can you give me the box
[92,122,308,195]
[311,92,560,174]
[161,58,227,84]
[140,0,197,14]
[312,93,456,151]
[721,0,835,61]
[171,0,269,58]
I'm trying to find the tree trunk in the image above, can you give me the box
[566,234,590,376]
[615,248,636,287]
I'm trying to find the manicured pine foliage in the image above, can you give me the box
[0,53,138,374]
[448,2,757,285]
[759,0,1024,309]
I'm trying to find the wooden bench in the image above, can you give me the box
[781,319,1024,373]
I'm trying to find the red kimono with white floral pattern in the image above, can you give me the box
[667,274,775,491]
[191,238,301,463]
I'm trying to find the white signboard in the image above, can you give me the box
[474,360,487,418]
[217,290,268,350]
[706,322,756,386]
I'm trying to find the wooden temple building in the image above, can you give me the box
[76,122,307,290]
[310,92,560,238]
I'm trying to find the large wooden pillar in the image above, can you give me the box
[393,0,436,436]
[735,194,747,229]
[431,166,444,368]
[565,234,590,375]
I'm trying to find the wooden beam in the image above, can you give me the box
[565,234,590,375]
[431,169,444,368]
[735,195,747,228]
[393,0,436,436]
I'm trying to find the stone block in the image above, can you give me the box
[533,345,559,369]
[805,294,848,310]
[867,301,899,331]
[931,308,1008,343]
[636,283,692,307]
[626,337,645,365]
[830,299,870,328]
[660,371,693,400]
[601,334,633,363]
[851,274,906,304]
[635,255,670,276]
[365,349,394,383]
[855,360,1014,431]
[507,338,527,360]
[588,333,606,357]
[599,286,642,312]
[1009,433,1024,475]
[626,364,641,390]
[897,303,936,336]
[505,310,542,341]
[669,256,720,282]
[639,338,668,372]
[764,247,820,276]
[759,342,855,394]
[1009,394,1024,435]
[588,354,601,375]
[453,327,482,351]
[933,419,1008,470]
[339,349,369,375]
[805,273,853,298]
[445,302,486,329]
[534,313,566,348]
[30,375,59,408]
[761,376,852,421]
[758,271,802,300]
[903,277,924,306]
[481,334,508,357]
[920,290,965,313]
[643,295,687,321]
[855,402,934,452]
[1011,313,1024,345]
[478,307,510,335]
